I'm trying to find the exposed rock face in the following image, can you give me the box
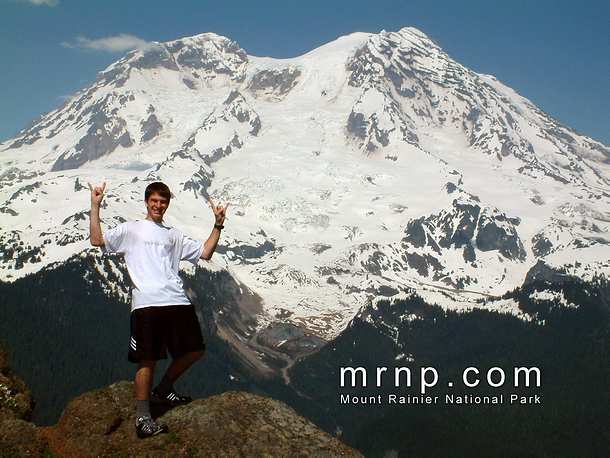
[342,27,610,188]
[170,89,260,176]
[0,349,48,457]
[215,239,277,264]
[131,43,180,71]
[51,110,133,171]
[182,164,213,199]
[401,197,526,262]
[0,416,47,458]
[0,349,34,420]
[140,113,162,143]
[248,66,301,100]
[221,89,261,136]
[523,260,572,286]
[168,34,248,81]
[95,33,248,89]
[403,251,443,277]
[475,212,525,260]
[41,381,360,457]
[531,232,554,257]
[256,322,326,356]
[346,87,418,153]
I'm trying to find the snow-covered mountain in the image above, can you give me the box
[1,27,608,340]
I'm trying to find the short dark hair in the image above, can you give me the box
[145,182,172,202]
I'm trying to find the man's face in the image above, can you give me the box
[145,192,169,222]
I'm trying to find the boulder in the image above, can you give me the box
[41,381,361,457]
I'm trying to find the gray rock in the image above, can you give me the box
[96,60,131,88]
[182,78,197,89]
[61,210,89,226]
[182,166,213,199]
[74,177,87,192]
[377,285,400,296]
[402,216,441,254]
[311,244,332,254]
[0,207,18,216]
[403,198,525,262]
[463,244,476,263]
[441,201,481,249]
[255,322,325,355]
[523,260,572,286]
[347,111,367,140]
[140,113,162,143]
[9,181,41,201]
[131,43,179,71]
[52,111,133,171]
[248,67,301,99]
[173,38,248,81]
[476,214,526,261]
[403,251,443,277]
[362,250,389,275]
[221,91,262,136]
[215,240,276,263]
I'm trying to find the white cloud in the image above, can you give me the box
[57,93,77,103]
[24,0,59,6]
[61,34,151,53]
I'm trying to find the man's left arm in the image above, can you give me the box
[200,224,222,260]
[200,197,229,260]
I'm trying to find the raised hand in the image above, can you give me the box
[88,182,106,207]
[207,196,229,226]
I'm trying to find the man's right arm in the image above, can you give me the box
[88,182,106,247]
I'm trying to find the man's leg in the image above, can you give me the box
[130,307,161,405]
[155,350,204,395]
[133,359,169,437]
[135,359,156,400]
[129,308,169,437]
[135,360,156,418]
[154,304,206,399]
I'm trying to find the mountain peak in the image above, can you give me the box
[1,26,608,341]
[392,26,435,41]
[168,31,236,46]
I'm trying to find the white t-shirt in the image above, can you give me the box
[101,219,204,312]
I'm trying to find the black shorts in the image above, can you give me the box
[128,304,206,363]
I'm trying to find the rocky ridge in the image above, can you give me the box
[0,351,359,458]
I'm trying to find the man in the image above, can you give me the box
[88,181,228,438]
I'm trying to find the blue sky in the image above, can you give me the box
[1,0,608,145]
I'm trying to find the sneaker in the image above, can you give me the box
[151,387,193,406]
[135,415,169,438]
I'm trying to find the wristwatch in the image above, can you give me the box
[214,223,224,230]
